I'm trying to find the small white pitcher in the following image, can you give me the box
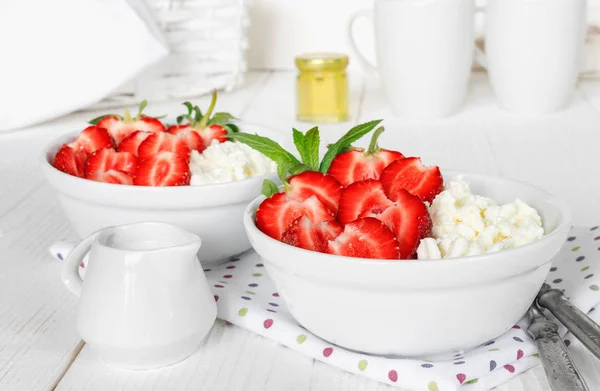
[61,222,217,369]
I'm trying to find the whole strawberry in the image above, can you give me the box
[167,90,238,148]
[89,100,166,145]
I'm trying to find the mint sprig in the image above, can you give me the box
[319,119,383,173]
[232,119,383,197]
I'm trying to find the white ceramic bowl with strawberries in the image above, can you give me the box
[41,123,280,267]
[243,170,571,357]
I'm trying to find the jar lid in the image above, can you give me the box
[295,52,349,71]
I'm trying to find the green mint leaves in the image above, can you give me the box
[292,126,320,171]
[319,119,382,173]
[233,119,383,197]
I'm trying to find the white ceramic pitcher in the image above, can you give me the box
[61,222,217,369]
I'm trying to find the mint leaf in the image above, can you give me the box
[289,163,310,176]
[303,127,320,170]
[292,128,306,162]
[319,120,383,173]
[88,114,121,125]
[208,112,236,125]
[233,132,301,180]
[261,179,279,197]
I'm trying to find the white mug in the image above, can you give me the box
[349,0,475,118]
[477,0,587,114]
[61,222,217,369]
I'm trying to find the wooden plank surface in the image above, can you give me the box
[0,71,599,391]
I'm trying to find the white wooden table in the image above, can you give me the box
[1,71,600,391]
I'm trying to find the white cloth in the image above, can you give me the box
[49,226,600,390]
[0,0,168,131]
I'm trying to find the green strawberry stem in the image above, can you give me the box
[367,126,385,155]
[198,90,217,128]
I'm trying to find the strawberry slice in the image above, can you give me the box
[286,171,343,214]
[69,126,114,154]
[281,216,343,253]
[86,169,133,185]
[133,151,190,187]
[166,125,206,153]
[85,148,138,177]
[53,145,87,178]
[117,131,153,157]
[327,127,404,187]
[137,132,191,162]
[172,91,237,146]
[92,101,166,145]
[337,179,394,225]
[379,157,444,203]
[362,189,432,259]
[256,194,334,240]
[327,217,400,260]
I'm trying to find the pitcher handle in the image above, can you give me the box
[348,10,377,75]
[61,231,100,297]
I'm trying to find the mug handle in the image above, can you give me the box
[474,4,488,70]
[61,231,100,297]
[348,10,378,75]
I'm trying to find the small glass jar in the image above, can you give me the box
[295,52,349,123]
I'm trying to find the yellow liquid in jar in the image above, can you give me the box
[295,53,350,123]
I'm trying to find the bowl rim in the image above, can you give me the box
[243,169,572,266]
[40,121,281,192]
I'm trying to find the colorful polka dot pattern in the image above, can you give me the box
[47,226,600,391]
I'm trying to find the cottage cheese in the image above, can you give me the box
[416,176,544,259]
[189,140,276,185]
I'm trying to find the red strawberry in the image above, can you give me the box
[133,151,190,187]
[327,217,400,260]
[85,148,138,177]
[285,171,343,214]
[173,91,236,146]
[117,131,153,157]
[93,101,165,144]
[327,127,404,187]
[337,179,394,225]
[256,194,334,240]
[166,125,206,153]
[281,216,343,253]
[362,189,432,259]
[53,145,87,178]
[86,169,133,185]
[69,126,114,154]
[379,157,443,203]
[137,132,191,162]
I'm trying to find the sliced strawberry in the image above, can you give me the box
[85,148,138,177]
[69,126,114,154]
[379,157,443,203]
[196,124,228,146]
[362,189,432,259]
[281,216,343,253]
[327,127,404,187]
[286,171,343,214]
[337,179,394,225]
[133,151,190,187]
[166,125,205,153]
[137,132,191,162]
[117,131,153,157]
[97,115,165,145]
[53,145,87,178]
[86,169,133,185]
[256,194,334,240]
[327,217,400,260]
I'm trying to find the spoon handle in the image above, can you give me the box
[527,305,589,391]
[537,284,600,360]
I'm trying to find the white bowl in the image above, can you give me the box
[41,123,280,267]
[243,170,571,357]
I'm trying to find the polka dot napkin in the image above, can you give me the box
[49,226,600,391]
